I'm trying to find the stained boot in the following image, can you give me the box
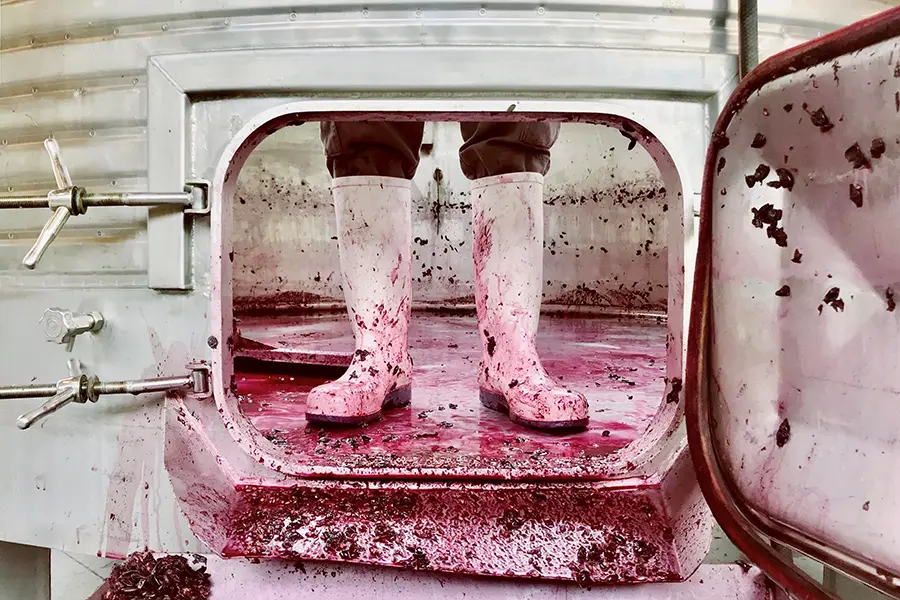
[472,173,589,431]
[306,176,413,425]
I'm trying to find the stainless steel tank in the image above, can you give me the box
[0,0,892,578]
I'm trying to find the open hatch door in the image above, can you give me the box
[688,6,900,599]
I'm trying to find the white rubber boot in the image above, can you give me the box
[472,173,589,431]
[306,176,413,425]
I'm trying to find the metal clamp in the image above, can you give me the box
[0,361,211,430]
[15,359,89,430]
[22,139,75,269]
[41,308,104,351]
[0,138,210,269]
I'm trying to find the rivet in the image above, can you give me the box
[31,87,38,94]
[289,12,297,20]
[64,33,71,40]
[537,6,545,15]
[111,179,117,186]
[113,28,120,35]
[132,78,139,85]
[89,130,96,137]
[162,23,169,31]
[362,8,370,17]
[416,9,422,17]
[479,7,486,15]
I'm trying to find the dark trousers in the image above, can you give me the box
[320,121,560,180]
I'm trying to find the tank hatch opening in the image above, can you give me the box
[228,118,673,478]
[165,109,705,581]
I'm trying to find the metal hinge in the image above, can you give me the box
[0,360,211,430]
[0,138,209,269]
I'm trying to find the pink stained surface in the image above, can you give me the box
[234,312,666,471]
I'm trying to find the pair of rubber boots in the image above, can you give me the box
[306,173,589,431]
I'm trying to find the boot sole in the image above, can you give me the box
[306,385,412,426]
[479,388,589,432]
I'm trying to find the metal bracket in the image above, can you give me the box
[186,361,212,399]
[184,180,211,216]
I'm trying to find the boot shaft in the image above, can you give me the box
[471,173,545,343]
[331,176,412,348]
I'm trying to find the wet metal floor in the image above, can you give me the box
[235,312,666,477]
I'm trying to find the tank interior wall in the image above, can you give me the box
[232,122,668,312]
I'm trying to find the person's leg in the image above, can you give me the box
[458,121,560,180]
[461,122,589,430]
[320,121,425,179]
[306,122,423,424]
